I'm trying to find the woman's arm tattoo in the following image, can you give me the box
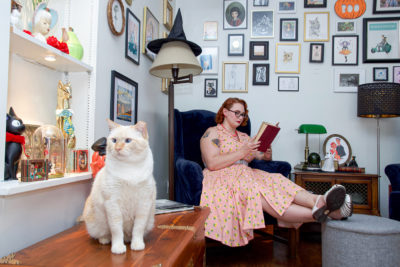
[212,138,220,147]
[202,131,210,138]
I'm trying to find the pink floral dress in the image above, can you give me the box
[200,124,303,247]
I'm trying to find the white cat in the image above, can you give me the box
[83,119,156,254]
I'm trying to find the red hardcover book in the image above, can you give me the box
[254,122,280,153]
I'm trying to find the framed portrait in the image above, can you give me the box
[310,43,324,63]
[304,0,327,8]
[373,67,389,81]
[223,0,248,30]
[304,12,330,42]
[277,1,296,13]
[323,134,352,166]
[204,21,218,41]
[161,78,170,94]
[198,46,219,74]
[251,10,274,38]
[334,68,365,93]
[222,62,249,92]
[335,21,356,34]
[253,0,268,6]
[142,7,159,61]
[278,76,299,91]
[280,18,298,41]
[332,35,359,66]
[204,78,218,97]
[125,9,140,65]
[394,66,400,83]
[373,0,400,14]
[110,70,138,125]
[252,64,269,85]
[163,0,173,31]
[363,17,400,63]
[275,43,301,74]
[228,34,244,56]
[249,41,268,60]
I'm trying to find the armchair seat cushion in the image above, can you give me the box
[385,164,400,221]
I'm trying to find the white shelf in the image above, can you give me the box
[0,172,92,196]
[9,27,93,73]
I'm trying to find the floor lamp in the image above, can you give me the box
[147,9,202,199]
[357,82,400,176]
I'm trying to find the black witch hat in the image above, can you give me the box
[147,9,202,56]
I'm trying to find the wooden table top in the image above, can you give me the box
[4,207,210,267]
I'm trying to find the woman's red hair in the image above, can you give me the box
[215,97,248,126]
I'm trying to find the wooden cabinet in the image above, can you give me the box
[294,171,380,216]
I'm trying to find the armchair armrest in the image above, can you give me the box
[250,159,292,178]
[385,164,400,191]
[389,191,400,221]
[175,157,204,205]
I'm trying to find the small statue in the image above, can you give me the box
[322,151,335,172]
[56,80,76,148]
[90,137,107,178]
[348,156,358,167]
[10,0,23,29]
[31,3,58,42]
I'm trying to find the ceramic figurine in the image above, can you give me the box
[322,151,335,172]
[90,137,107,178]
[10,0,23,29]
[56,80,76,149]
[348,156,358,167]
[31,3,58,42]
[66,27,84,60]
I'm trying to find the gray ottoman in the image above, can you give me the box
[322,214,400,267]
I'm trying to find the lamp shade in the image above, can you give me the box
[357,83,400,118]
[298,124,327,134]
[149,41,202,79]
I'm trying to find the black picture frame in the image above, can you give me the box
[252,63,269,85]
[304,0,327,8]
[253,0,268,7]
[373,67,389,81]
[249,41,268,60]
[278,76,299,91]
[332,35,359,66]
[309,43,324,63]
[223,0,248,30]
[110,70,138,125]
[125,8,140,65]
[280,18,298,41]
[228,34,245,56]
[363,17,400,63]
[204,78,218,97]
[394,66,400,83]
[373,0,400,14]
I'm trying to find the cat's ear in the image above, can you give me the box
[9,107,16,117]
[106,118,120,131]
[134,121,148,140]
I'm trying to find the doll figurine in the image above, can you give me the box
[322,151,335,172]
[31,3,58,42]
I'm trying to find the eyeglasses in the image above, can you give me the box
[228,109,247,119]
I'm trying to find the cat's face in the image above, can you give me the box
[6,107,25,135]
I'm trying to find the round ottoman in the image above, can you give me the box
[321,214,400,267]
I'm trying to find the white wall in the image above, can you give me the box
[175,0,400,217]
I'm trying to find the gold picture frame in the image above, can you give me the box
[142,6,159,61]
[222,62,249,93]
[203,21,218,41]
[275,43,301,74]
[163,0,173,31]
[161,78,170,94]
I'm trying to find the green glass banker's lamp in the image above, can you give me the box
[294,124,327,170]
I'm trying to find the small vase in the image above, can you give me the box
[66,27,84,60]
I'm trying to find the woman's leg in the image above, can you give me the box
[292,189,321,209]
[261,197,315,223]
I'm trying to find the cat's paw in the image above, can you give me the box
[98,237,111,245]
[130,238,145,251]
[111,243,126,254]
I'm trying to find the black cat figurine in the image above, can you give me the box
[5,107,25,180]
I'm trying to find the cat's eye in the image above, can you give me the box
[111,138,117,143]
[12,120,21,127]
[125,138,132,143]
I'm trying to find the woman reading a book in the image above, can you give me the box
[200,97,353,247]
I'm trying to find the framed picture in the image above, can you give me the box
[198,46,219,74]
[373,0,400,14]
[142,7,159,61]
[304,0,327,8]
[278,76,299,91]
[249,41,268,60]
[373,67,389,81]
[310,43,324,63]
[363,17,400,63]
[334,68,365,93]
[204,21,218,41]
[275,43,301,74]
[277,1,296,13]
[332,35,359,66]
[252,64,269,85]
[323,134,352,166]
[222,62,249,92]
[223,0,248,30]
[253,0,268,6]
[161,78,170,94]
[280,18,298,41]
[251,10,274,38]
[335,21,356,34]
[204,78,218,97]
[304,12,330,42]
[394,66,400,83]
[228,34,244,56]
[163,0,173,31]
[125,9,140,65]
[110,70,138,125]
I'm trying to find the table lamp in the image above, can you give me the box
[357,82,400,176]
[148,9,202,199]
[295,124,327,170]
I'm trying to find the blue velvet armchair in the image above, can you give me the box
[384,164,400,221]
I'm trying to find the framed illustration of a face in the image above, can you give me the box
[249,41,268,60]
[323,134,352,166]
[204,21,218,41]
[275,43,301,73]
[304,12,330,42]
[110,70,138,125]
[394,66,400,83]
[224,0,248,30]
[252,63,269,85]
[332,35,359,66]
[280,18,298,41]
[373,0,400,14]
[222,62,249,92]
[204,78,218,97]
[277,1,296,13]
[228,34,244,56]
[198,46,219,74]
[310,43,324,63]
[125,8,140,65]
[253,0,268,6]
[335,21,356,34]
[251,10,274,38]
[373,67,389,81]
[334,68,365,93]
[304,0,327,8]
[142,6,159,61]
